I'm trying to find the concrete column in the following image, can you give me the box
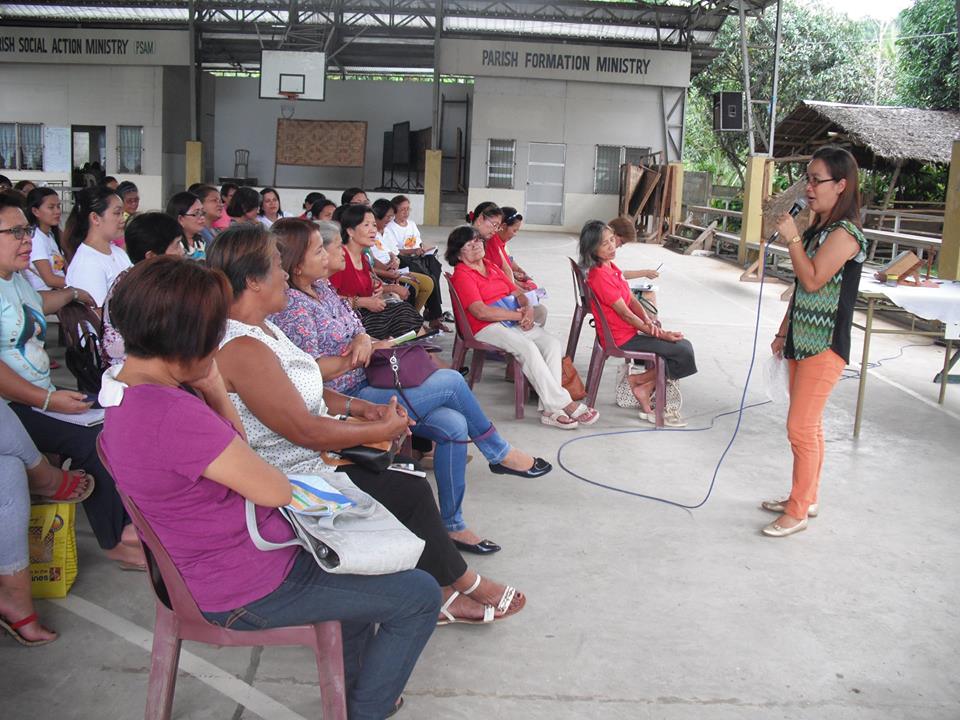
[939,139,960,280]
[185,141,202,187]
[423,149,442,226]
[668,161,684,236]
[738,154,769,264]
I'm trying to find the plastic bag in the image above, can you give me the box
[762,354,790,403]
[29,502,78,599]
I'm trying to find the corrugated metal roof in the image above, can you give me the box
[2,4,188,21]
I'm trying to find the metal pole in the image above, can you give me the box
[767,0,783,156]
[188,0,198,141]
[431,1,443,150]
[738,0,756,154]
[853,298,875,438]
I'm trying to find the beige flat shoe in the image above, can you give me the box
[761,498,819,518]
[761,517,808,537]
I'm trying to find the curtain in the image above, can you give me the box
[19,124,43,170]
[118,126,142,174]
[0,124,15,169]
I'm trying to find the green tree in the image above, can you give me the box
[895,0,959,109]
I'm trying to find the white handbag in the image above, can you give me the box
[245,473,425,576]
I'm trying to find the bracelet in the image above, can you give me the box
[344,396,353,418]
[70,287,78,302]
[775,333,786,339]
[41,387,54,412]
[787,236,802,246]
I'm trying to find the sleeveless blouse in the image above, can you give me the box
[785,219,868,363]
[220,318,338,476]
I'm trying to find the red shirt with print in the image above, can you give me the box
[484,233,509,269]
[587,262,637,348]
[450,259,517,336]
[330,250,374,298]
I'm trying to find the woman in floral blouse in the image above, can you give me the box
[269,218,552,557]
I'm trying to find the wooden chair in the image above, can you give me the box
[444,273,529,419]
[582,283,666,428]
[566,257,592,361]
[96,438,347,720]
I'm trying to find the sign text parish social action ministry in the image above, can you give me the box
[439,39,691,88]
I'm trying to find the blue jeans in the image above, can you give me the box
[0,402,42,574]
[353,369,511,532]
[204,552,440,720]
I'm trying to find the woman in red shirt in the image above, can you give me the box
[579,221,696,426]
[329,205,425,340]
[448,226,598,429]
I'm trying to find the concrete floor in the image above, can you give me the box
[3,227,959,720]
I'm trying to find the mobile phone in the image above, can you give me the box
[83,394,102,409]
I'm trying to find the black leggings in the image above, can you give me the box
[337,464,467,586]
[10,402,129,549]
[359,302,424,340]
[620,335,698,380]
[400,255,443,321]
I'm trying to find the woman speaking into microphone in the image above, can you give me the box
[764,146,868,538]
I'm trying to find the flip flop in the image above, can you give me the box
[35,469,95,505]
[118,562,148,572]
[567,403,600,426]
[0,613,57,647]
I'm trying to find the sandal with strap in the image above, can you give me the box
[35,467,95,505]
[0,613,58,647]
[437,574,523,625]
[567,403,600,426]
[540,411,579,430]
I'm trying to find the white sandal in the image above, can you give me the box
[437,574,517,626]
[567,403,600,426]
[540,411,579,429]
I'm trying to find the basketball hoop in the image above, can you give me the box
[280,92,300,119]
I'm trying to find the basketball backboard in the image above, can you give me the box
[259,50,326,101]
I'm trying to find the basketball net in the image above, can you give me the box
[280,92,299,119]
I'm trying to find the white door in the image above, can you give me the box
[525,142,565,226]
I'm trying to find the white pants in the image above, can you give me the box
[475,322,572,414]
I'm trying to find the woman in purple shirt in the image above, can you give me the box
[100,257,439,720]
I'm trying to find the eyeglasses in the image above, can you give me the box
[463,238,484,247]
[0,226,32,241]
[805,175,839,187]
[181,210,206,218]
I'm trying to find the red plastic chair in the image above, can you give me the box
[566,258,592,361]
[96,438,347,720]
[444,272,529,419]
[581,279,666,428]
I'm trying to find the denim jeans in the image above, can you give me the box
[204,552,440,720]
[0,402,42,574]
[352,368,511,532]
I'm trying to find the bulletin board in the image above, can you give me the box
[275,119,367,167]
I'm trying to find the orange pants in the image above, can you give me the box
[784,349,846,520]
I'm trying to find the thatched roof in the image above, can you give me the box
[773,101,960,166]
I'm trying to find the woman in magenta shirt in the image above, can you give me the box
[100,257,439,720]
[578,220,696,426]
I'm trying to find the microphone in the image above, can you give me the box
[768,198,807,244]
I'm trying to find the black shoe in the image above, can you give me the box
[458,366,469,377]
[442,311,455,323]
[488,457,553,478]
[452,539,501,555]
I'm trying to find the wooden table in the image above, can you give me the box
[853,282,960,438]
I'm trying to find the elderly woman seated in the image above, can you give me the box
[608,215,660,310]
[578,220,697,427]
[100,257,440,718]
[270,218,551,547]
[206,224,527,625]
[447,225,599,429]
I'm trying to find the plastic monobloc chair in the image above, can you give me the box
[96,438,347,720]
[582,283,666,428]
[233,149,250,178]
[444,272,529,419]
[566,257,593,361]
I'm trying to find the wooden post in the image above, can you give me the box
[423,149,442,226]
[185,141,202,188]
[940,140,960,280]
[738,154,769,264]
[668,161,684,237]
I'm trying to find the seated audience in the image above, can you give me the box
[166,191,207,260]
[310,199,337,222]
[608,215,660,309]
[482,205,536,290]
[258,187,284,229]
[0,175,12,190]
[271,218,551,542]
[212,182,238,231]
[329,205,425,340]
[341,187,369,206]
[63,187,132,307]
[579,220,696,426]
[208,226,526,624]
[14,180,36,195]
[301,191,325,218]
[447,225,599,429]
[0,195,143,569]
[25,187,66,291]
[226,186,261,225]
[369,199,433,313]
[192,184,223,247]
[116,181,139,221]
[385,195,446,330]
[0,403,94,647]
[102,212,186,366]
[103,176,118,190]
[101,256,440,717]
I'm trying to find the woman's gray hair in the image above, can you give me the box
[578,220,610,270]
[316,220,342,247]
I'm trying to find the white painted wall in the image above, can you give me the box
[468,76,677,232]
[213,77,470,192]
[0,63,170,209]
